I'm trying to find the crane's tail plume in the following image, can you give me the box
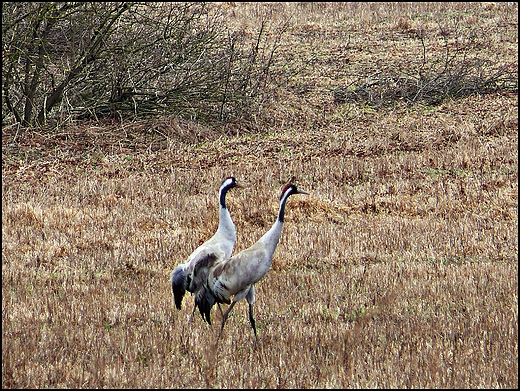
[170,268,188,310]
[195,286,216,325]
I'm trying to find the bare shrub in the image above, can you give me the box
[333,15,518,107]
[2,2,287,128]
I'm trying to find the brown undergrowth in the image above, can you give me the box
[2,2,518,388]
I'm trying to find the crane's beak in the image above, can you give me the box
[296,189,309,195]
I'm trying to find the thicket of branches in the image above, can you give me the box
[2,2,286,127]
[333,19,518,107]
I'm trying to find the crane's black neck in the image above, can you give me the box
[277,188,293,223]
[220,187,228,210]
[219,178,235,210]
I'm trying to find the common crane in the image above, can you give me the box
[195,182,308,339]
[170,176,241,318]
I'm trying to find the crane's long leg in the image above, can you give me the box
[248,302,257,337]
[217,301,236,340]
[246,285,257,338]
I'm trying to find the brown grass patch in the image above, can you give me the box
[2,2,518,388]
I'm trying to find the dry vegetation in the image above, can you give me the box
[2,2,518,388]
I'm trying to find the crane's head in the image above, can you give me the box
[219,176,243,210]
[280,183,309,200]
[221,176,243,191]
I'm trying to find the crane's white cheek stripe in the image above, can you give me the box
[281,189,292,204]
[222,178,234,189]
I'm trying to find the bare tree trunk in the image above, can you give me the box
[36,3,131,125]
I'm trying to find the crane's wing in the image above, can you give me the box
[188,238,236,324]
[191,246,230,325]
[188,246,226,293]
[172,236,230,313]
[171,249,220,312]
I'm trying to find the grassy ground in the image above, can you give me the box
[2,2,518,388]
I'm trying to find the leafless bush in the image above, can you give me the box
[333,21,518,107]
[2,2,287,127]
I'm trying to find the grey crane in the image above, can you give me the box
[170,176,241,317]
[195,182,308,339]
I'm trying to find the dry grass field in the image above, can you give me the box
[2,2,518,388]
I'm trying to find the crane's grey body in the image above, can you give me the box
[209,221,282,305]
[195,183,308,339]
[170,177,239,314]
